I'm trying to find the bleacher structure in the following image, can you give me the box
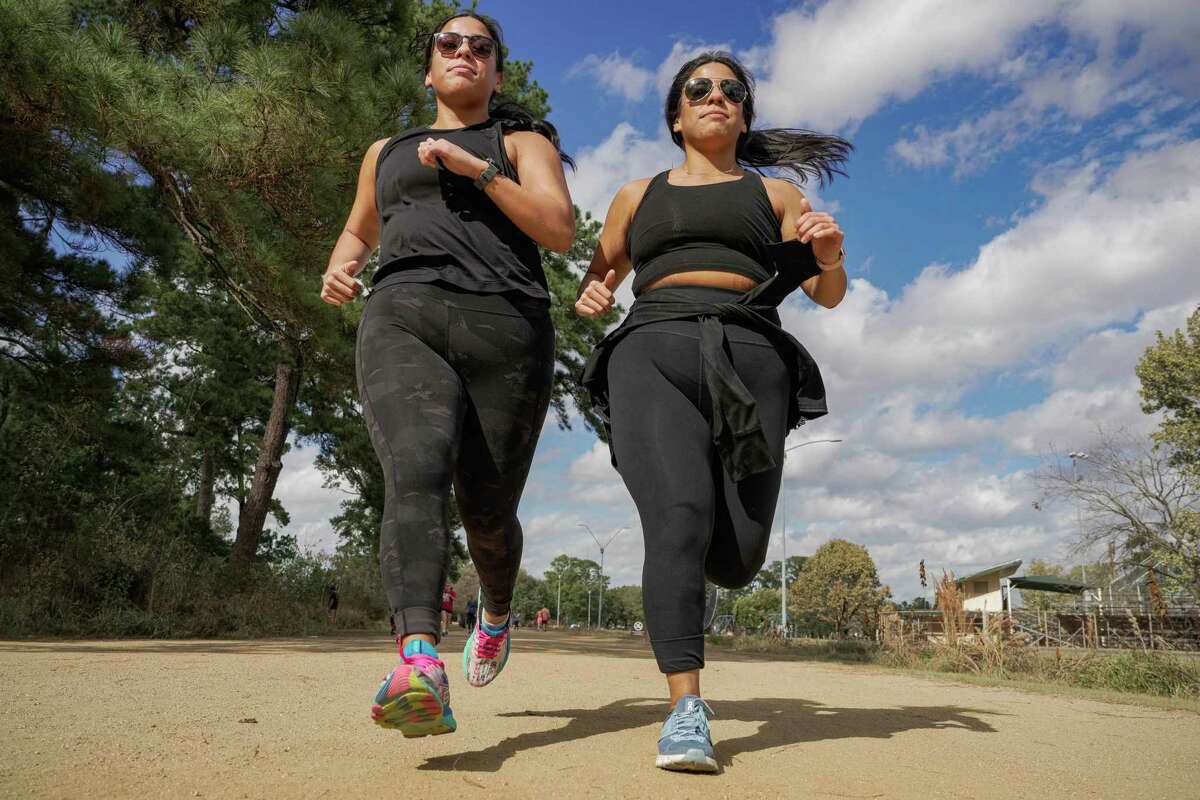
[883,560,1199,651]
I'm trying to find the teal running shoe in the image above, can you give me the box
[656,695,717,773]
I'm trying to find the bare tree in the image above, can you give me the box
[1036,428,1200,602]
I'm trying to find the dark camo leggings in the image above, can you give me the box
[356,279,554,642]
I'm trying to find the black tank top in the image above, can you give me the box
[627,171,780,296]
[373,119,548,301]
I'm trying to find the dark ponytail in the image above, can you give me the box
[488,97,575,169]
[422,12,574,169]
[665,51,850,186]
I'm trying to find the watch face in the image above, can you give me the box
[476,160,499,187]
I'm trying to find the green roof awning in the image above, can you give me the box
[1008,575,1092,594]
[956,559,1022,585]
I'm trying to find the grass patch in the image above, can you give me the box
[708,632,1200,705]
[706,633,877,662]
[880,639,1200,700]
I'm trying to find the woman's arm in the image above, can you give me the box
[768,178,847,309]
[415,131,575,252]
[574,179,649,317]
[321,138,388,305]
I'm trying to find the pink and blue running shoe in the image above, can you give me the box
[462,615,511,687]
[371,639,456,737]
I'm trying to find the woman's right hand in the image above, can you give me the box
[575,269,617,317]
[320,259,363,305]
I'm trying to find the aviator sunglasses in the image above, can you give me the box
[432,31,497,60]
[683,76,748,104]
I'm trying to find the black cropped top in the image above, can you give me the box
[627,170,780,295]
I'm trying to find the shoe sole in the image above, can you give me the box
[462,628,511,688]
[656,750,718,773]
[371,667,456,738]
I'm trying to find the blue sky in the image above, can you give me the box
[271,0,1200,602]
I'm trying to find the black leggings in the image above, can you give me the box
[608,297,789,673]
[356,279,554,643]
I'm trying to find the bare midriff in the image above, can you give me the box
[640,269,758,293]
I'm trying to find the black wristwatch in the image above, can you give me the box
[473,158,500,189]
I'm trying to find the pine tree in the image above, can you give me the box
[2,0,612,570]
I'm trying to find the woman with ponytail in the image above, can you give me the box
[320,11,573,738]
[577,52,851,772]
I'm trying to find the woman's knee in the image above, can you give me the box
[705,545,768,589]
[706,562,760,590]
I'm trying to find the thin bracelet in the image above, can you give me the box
[816,247,845,271]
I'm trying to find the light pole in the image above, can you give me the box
[556,569,564,627]
[1069,451,1089,598]
[579,522,628,630]
[779,438,843,636]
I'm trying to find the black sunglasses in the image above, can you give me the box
[683,77,748,105]
[432,31,496,60]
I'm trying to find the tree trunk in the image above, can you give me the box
[231,356,302,565]
[196,446,215,525]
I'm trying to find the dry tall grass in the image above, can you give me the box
[934,570,966,646]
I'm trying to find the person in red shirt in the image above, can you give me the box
[440,583,457,637]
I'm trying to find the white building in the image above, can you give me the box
[956,559,1022,612]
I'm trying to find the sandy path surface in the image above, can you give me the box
[2,629,1197,799]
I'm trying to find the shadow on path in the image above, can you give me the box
[0,630,655,658]
[420,696,1002,773]
[0,630,770,664]
[0,631,874,665]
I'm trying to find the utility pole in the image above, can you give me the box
[579,523,628,630]
[556,569,563,627]
[1069,451,1089,605]
[782,491,788,633]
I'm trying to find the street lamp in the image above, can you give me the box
[779,438,843,636]
[556,569,563,627]
[579,522,628,630]
[1069,451,1089,589]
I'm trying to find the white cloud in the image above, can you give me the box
[1039,303,1195,392]
[565,39,731,106]
[780,457,1066,601]
[566,122,679,220]
[752,0,1054,130]
[653,39,732,96]
[889,1,1200,172]
[567,52,655,102]
[566,440,632,504]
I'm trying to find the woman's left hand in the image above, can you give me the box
[795,208,844,267]
[416,137,487,179]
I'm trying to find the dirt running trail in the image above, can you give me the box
[2,630,1197,799]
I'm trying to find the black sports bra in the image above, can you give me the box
[627,171,781,295]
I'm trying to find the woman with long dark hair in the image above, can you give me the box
[577,52,850,771]
[321,11,574,738]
